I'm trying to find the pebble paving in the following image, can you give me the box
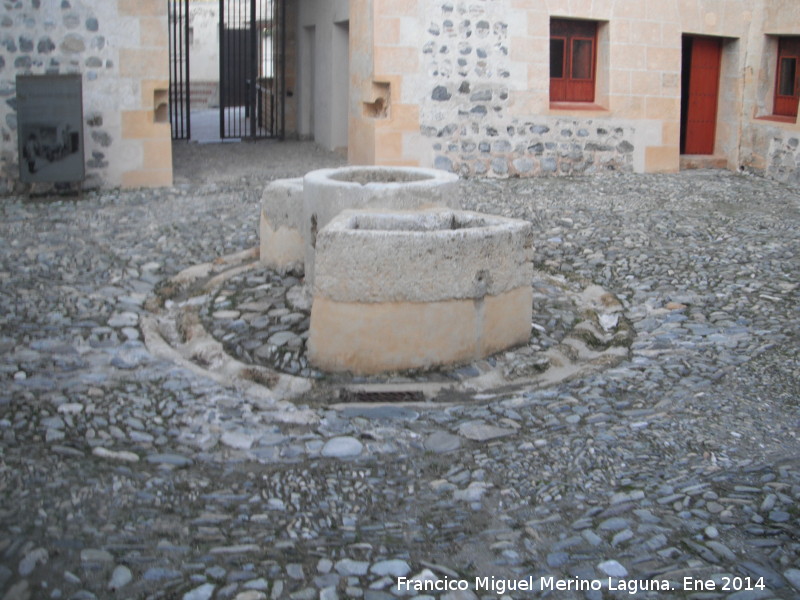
[1,141,799,600]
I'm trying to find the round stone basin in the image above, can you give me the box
[302,166,459,284]
[307,208,534,375]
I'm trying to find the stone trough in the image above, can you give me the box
[307,209,534,375]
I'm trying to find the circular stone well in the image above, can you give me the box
[307,208,534,375]
[143,245,634,402]
[302,166,459,284]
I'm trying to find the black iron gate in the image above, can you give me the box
[168,0,190,140]
[168,0,285,141]
[219,0,285,139]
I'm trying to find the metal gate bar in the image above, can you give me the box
[276,0,285,139]
[168,0,190,140]
[249,0,257,138]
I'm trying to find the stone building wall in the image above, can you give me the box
[738,0,800,183]
[2,0,798,190]
[418,1,645,177]
[428,117,639,177]
[347,0,800,183]
[413,0,695,177]
[0,0,171,193]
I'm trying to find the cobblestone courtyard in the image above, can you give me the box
[1,141,799,599]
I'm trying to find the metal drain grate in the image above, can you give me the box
[339,390,425,403]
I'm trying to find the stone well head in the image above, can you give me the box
[308,208,534,375]
[302,166,460,284]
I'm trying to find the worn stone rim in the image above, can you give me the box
[304,166,459,189]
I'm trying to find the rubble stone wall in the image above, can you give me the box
[428,116,641,178]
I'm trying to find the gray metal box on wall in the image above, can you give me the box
[17,74,85,184]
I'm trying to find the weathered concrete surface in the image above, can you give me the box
[308,295,482,374]
[307,287,533,375]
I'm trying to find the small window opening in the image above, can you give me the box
[774,37,800,117]
[550,18,598,103]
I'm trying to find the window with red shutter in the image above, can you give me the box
[550,19,598,103]
[775,37,800,118]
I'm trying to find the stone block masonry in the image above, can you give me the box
[0,0,172,193]
[259,177,305,274]
[259,166,460,282]
[301,166,459,285]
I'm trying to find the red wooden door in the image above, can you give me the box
[684,37,721,155]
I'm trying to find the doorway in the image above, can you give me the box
[219,0,285,139]
[168,0,287,141]
[681,36,722,155]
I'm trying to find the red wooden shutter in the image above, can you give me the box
[550,37,567,101]
[570,36,595,102]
